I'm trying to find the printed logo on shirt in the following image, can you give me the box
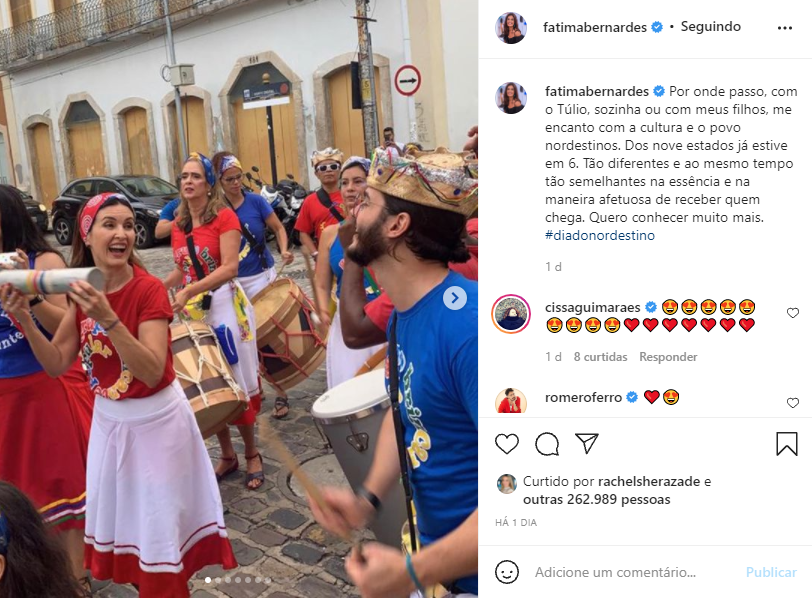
[174,244,218,280]
[79,317,133,399]
[386,346,433,469]
[0,307,25,352]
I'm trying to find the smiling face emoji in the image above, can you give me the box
[585,317,601,333]
[720,299,736,315]
[664,389,679,405]
[566,317,582,333]
[701,299,716,315]
[495,560,519,584]
[662,299,678,315]
[739,299,755,315]
[605,317,620,333]
[681,299,697,315]
[547,317,562,333]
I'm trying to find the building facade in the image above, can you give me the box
[0,0,477,205]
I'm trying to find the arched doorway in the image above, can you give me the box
[122,106,154,175]
[229,63,299,182]
[65,100,104,178]
[170,96,208,167]
[327,65,384,158]
[30,123,59,207]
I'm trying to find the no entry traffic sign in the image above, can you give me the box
[395,64,422,96]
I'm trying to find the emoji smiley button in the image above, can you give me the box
[662,299,678,315]
[495,560,520,585]
[720,299,736,315]
[566,317,582,333]
[739,299,755,315]
[605,317,620,333]
[701,299,716,315]
[547,317,563,333]
[664,389,679,405]
[681,299,697,315]
[585,317,601,333]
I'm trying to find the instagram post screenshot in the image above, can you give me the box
[0,1,478,597]
[481,0,809,597]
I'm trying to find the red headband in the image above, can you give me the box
[79,193,132,241]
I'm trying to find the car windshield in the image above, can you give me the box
[117,177,178,197]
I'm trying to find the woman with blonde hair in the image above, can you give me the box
[163,153,263,489]
[499,475,516,494]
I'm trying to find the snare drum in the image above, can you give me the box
[252,278,326,394]
[311,369,406,548]
[171,320,247,438]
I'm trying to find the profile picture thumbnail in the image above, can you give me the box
[496,82,526,114]
[498,474,517,494]
[492,294,530,333]
[496,387,527,413]
[495,12,526,44]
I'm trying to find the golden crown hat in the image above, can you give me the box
[311,147,344,168]
[367,147,478,215]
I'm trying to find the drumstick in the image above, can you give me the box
[256,415,354,544]
[300,248,324,328]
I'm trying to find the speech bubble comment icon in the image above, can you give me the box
[535,432,560,456]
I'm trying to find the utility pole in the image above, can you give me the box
[162,0,188,160]
[354,0,379,157]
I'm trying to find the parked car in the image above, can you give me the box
[19,189,49,233]
[51,176,178,249]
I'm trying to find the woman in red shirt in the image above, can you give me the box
[1,193,237,597]
[163,153,264,490]
[498,388,522,413]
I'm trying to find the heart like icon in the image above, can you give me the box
[495,433,519,455]
[701,318,716,332]
[787,308,799,319]
[624,318,639,332]
[720,318,735,332]
[740,318,755,332]
[787,398,799,408]
[682,318,697,332]
[662,318,677,332]
[643,318,658,331]
[644,390,660,404]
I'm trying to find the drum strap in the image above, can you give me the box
[183,223,212,311]
[387,314,419,554]
[317,187,344,223]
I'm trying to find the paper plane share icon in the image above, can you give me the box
[575,433,599,455]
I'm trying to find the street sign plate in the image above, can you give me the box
[394,64,421,96]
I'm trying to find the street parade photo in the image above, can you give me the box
[0,1,478,597]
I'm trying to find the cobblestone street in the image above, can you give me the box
[50,236,362,598]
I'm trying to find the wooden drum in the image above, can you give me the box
[171,320,247,438]
[251,278,326,394]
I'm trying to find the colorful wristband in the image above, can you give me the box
[104,318,121,332]
[405,553,426,595]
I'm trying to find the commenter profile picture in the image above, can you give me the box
[495,12,526,44]
[496,388,527,413]
[496,82,526,114]
[492,294,530,333]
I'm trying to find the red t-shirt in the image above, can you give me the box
[294,190,344,242]
[364,219,479,331]
[171,209,242,285]
[76,266,175,400]
[498,397,522,413]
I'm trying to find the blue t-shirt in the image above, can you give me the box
[159,197,180,221]
[234,192,274,277]
[386,271,478,594]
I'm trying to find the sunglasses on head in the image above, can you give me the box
[316,163,340,172]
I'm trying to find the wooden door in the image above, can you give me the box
[68,120,104,178]
[9,0,32,25]
[173,96,207,165]
[233,97,299,183]
[329,66,384,158]
[31,124,58,207]
[123,107,154,175]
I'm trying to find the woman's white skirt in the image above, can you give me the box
[84,381,236,596]
[326,303,385,389]
[238,267,277,302]
[207,281,259,397]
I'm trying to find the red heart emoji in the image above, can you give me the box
[721,318,735,332]
[662,318,677,332]
[701,318,716,332]
[682,318,697,332]
[624,318,639,332]
[644,390,660,404]
[740,318,755,332]
[643,318,658,331]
